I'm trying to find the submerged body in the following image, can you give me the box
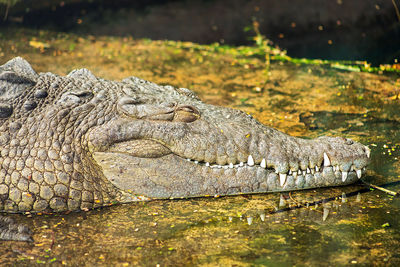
[0,57,370,214]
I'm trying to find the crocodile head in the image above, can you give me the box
[0,57,370,212]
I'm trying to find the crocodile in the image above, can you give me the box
[0,57,370,241]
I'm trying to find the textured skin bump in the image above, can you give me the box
[0,57,370,215]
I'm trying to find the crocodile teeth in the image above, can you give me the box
[298,170,302,175]
[365,146,371,158]
[302,170,306,176]
[334,166,339,172]
[247,155,255,166]
[279,173,287,186]
[293,172,297,178]
[342,171,348,182]
[260,158,266,168]
[315,166,319,172]
[306,168,310,174]
[229,163,234,168]
[356,169,362,179]
[311,168,315,174]
[239,162,244,167]
[205,162,210,167]
[323,152,331,166]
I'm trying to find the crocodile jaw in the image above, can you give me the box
[92,150,366,199]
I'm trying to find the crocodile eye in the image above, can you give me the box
[173,105,200,123]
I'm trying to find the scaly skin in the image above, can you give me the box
[0,57,370,215]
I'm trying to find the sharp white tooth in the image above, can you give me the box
[218,165,222,169]
[365,146,371,158]
[289,170,292,175]
[260,213,265,222]
[311,168,315,174]
[342,171,348,182]
[293,172,298,178]
[323,152,331,166]
[194,160,199,164]
[356,169,362,179]
[247,155,255,166]
[302,170,306,176]
[279,173,287,186]
[315,166,319,172]
[223,165,229,169]
[260,158,266,168]
[239,162,244,167]
[298,170,302,175]
[247,217,253,225]
[307,168,310,174]
[350,165,354,171]
[205,162,210,167]
[229,163,234,168]
[187,158,191,161]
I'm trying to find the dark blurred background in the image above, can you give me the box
[1,0,399,65]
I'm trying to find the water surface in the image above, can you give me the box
[0,29,399,266]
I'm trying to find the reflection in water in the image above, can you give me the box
[2,184,400,266]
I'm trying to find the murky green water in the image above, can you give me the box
[1,29,400,266]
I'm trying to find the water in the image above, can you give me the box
[3,187,400,265]
[1,29,400,266]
